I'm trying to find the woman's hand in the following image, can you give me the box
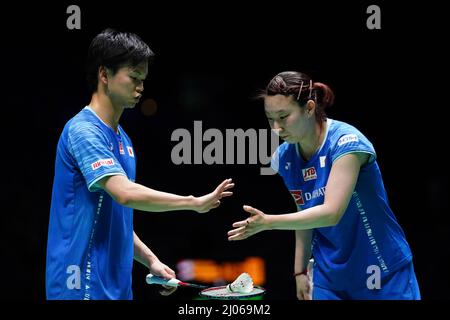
[295,273,312,300]
[228,205,271,240]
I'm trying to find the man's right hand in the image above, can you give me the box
[194,178,234,213]
[149,260,178,296]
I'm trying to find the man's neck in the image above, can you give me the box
[88,93,123,132]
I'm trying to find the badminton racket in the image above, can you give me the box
[199,285,266,300]
[146,273,266,300]
[146,274,208,289]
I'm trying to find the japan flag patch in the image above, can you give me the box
[127,146,134,157]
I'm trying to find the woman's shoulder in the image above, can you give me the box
[328,119,370,143]
[327,119,376,162]
[329,119,360,134]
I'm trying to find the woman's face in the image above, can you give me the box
[264,94,310,143]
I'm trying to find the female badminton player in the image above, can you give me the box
[228,71,420,300]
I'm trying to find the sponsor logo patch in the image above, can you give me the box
[91,158,115,170]
[337,134,359,146]
[290,190,305,205]
[305,187,326,201]
[127,146,134,157]
[302,167,317,181]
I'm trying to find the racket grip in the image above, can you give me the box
[146,274,181,287]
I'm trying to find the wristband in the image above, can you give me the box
[293,270,308,277]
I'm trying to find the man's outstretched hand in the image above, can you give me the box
[194,178,234,213]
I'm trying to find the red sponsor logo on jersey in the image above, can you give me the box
[290,190,304,205]
[119,142,125,155]
[91,158,115,170]
[127,146,134,157]
[302,166,317,181]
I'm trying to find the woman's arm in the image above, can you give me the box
[294,229,313,275]
[294,229,313,300]
[228,153,369,240]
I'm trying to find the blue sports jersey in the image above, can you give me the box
[273,119,412,291]
[46,107,136,300]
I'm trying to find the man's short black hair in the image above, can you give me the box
[86,28,154,93]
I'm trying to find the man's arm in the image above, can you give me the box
[133,231,161,269]
[98,175,234,213]
[134,231,177,296]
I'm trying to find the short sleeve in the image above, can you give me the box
[331,132,377,164]
[68,122,126,191]
[270,148,280,174]
[270,143,292,178]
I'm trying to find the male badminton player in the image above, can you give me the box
[46,29,234,300]
[228,71,420,300]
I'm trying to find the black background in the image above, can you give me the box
[1,0,448,308]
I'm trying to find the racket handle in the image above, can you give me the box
[146,274,181,287]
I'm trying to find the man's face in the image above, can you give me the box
[106,61,148,108]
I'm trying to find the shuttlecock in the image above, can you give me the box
[226,272,254,294]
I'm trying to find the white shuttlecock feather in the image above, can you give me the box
[226,272,254,294]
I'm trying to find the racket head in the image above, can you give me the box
[199,285,266,300]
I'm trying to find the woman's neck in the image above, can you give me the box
[299,121,325,161]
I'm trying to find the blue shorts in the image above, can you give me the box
[312,261,421,300]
